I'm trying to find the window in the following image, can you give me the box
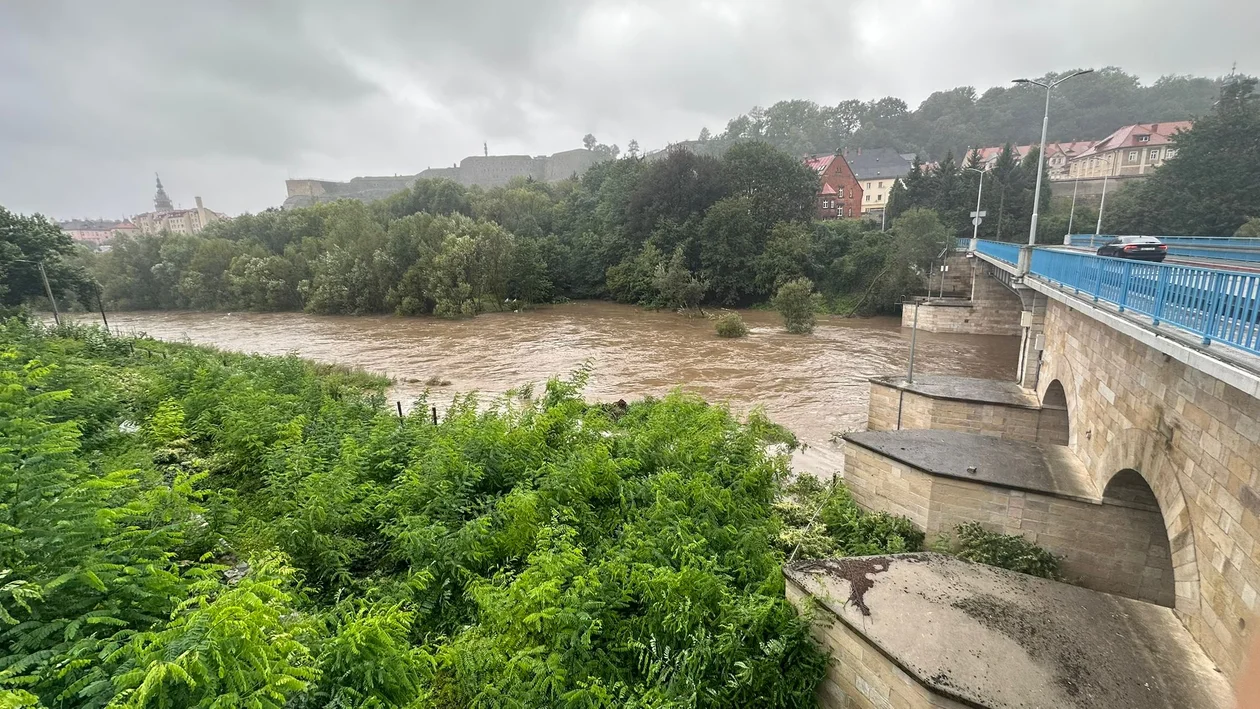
[1166,149,1177,158]
[1137,135,1150,142]
[847,208,853,217]
[865,194,871,202]
[1128,150,1139,162]
[877,194,883,202]
[1149,149,1160,160]
[878,181,884,188]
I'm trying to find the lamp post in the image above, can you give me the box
[963,166,986,246]
[1013,69,1093,245]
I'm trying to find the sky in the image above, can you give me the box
[2,0,1257,220]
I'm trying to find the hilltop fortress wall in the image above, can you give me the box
[283,149,603,209]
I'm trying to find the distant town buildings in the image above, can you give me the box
[969,141,1094,180]
[57,219,137,246]
[805,153,863,219]
[1065,121,1191,180]
[130,175,225,235]
[845,148,914,217]
[968,121,1191,184]
[282,148,606,209]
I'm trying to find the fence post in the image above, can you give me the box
[1152,266,1169,326]
[1202,271,1223,345]
[1118,261,1133,312]
[1092,259,1103,302]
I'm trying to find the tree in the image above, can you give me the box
[698,127,711,142]
[721,141,818,230]
[606,243,664,305]
[0,207,92,311]
[698,197,761,304]
[627,138,640,158]
[626,148,727,240]
[1109,73,1260,236]
[1236,217,1260,237]
[583,133,597,150]
[653,248,707,310]
[773,277,819,334]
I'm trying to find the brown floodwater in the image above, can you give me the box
[88,302,1018,475]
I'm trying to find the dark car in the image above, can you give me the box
[1096,235,1168,262]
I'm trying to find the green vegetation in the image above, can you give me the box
[1108,74,1260,236]
[773,278,819,334]
[33,140,950,318]
[0,207,93,315]
[775,476,924,560]
[713,311,749,338]
[691,68,1219,166]
[948,522,1063,580]
[1,321,837,708]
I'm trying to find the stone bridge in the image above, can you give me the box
[791,241,1259,708]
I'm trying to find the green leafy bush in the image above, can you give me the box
[776,476,924,559]
[714,311,749,337]
[0,320,828,708]
[951,521,1062,580]
[772,278,820,334]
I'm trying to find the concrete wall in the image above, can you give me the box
[843,443,1176,606]
[785,578,971,709]
[1033,297,1260,675]
[867,381,1068,445]
[544,148,604,182]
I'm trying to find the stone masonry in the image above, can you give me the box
[867,376,1068,445]
[843,438,1175,606]
[1033,295,1260,676]
[901,269,1024,335]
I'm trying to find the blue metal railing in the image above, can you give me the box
[1067,234,1260,263]
[1029,249,1260,355]
[975,240,1020,264]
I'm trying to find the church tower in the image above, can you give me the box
[153,173,174,212]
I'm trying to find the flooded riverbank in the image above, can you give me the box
[86,302,1019,474]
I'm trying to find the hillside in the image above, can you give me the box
[665,67,1220,160]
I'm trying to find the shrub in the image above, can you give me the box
[951,521,1062,580]
[0,321,828,708]
[776,476,923,559]
[772,277,819,334]
[714,311,749,337]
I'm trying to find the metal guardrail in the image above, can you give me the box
[1067,234,1260,263]
[975,240,1021,265]
[1031,250,1260,355]
[962,239,1260,355]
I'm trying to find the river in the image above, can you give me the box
[89,302,1019,475]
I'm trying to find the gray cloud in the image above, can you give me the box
[1,0,1256,218]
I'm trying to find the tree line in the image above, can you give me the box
[74,141,950,317]
[683,67,1220,162]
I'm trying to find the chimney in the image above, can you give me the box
[1152,123,1159,133]
[857,147,862,156]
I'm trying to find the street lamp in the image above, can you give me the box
[1013,69,1094,245]
[963,166,986,245]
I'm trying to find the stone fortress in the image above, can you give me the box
[281,148,604,209]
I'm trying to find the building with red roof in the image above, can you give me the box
[804,153,863,220]
[969,141,1094,180]
[1065,121,1192,180]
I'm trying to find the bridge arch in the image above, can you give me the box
[1038,379,1070,446]
[1095,428,1201,618]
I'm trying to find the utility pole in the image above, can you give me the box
[37,261,61,326]
[1067,177,1080,237]
[1095,174,1110,238]
[1013,69,1094,245]
[906,301,920,384]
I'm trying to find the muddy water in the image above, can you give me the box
[93,302,1018,475]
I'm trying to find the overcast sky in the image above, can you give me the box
[3,0,1256,219]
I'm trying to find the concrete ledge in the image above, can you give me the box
[785,553,1233,709]
[844,429,1097,501]
[870,375,1040,409]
